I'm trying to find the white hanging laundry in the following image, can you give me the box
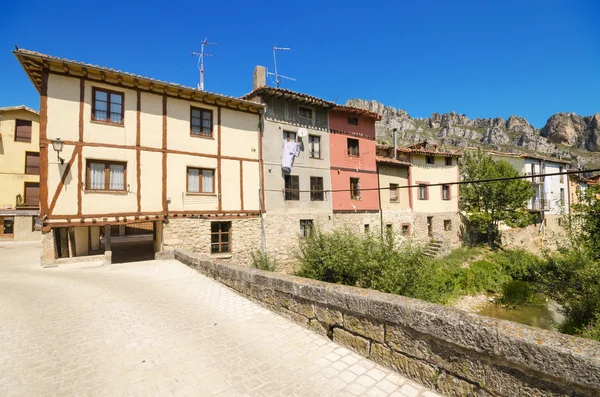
[282,141,300,172]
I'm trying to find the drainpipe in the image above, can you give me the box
[258,109,267,255]
[376,162,383,236]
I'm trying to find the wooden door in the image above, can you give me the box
[0,217,14,240]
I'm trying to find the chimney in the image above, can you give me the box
[253,66,267,90]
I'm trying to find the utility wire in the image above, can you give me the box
[263,168,600,194]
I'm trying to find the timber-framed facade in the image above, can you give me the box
[14,49,266,265]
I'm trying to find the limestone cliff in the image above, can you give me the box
[346,99,600,167]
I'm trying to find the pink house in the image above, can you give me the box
[328,106,380,213]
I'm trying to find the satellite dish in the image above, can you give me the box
[298,128,308,138]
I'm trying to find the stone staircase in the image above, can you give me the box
[424,239,444,257]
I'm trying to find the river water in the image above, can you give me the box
[478,299,564,331]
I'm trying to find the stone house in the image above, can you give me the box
[14,49,265,265]
[328,105,382,233]
[0,106,41,241]
[242,67,334,270]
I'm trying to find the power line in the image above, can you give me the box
[263,168,600,194]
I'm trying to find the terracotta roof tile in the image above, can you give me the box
[376,156,411,166]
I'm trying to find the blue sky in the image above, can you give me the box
[1,0,598,128]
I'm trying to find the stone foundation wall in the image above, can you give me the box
[332,212,382,234]
[13,216,40,242]
[162,217,262,267]
[176,249,600,397]
[412,212,462,249]
[501,215,568,254]
[40,230,55,266]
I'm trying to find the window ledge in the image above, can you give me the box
[185,192,216,196]
[85,190,128,195]
[190,134,214,140]
[90,119,125,128]
[211,254,232,259]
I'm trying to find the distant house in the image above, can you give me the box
[243,67,334,268]
[328,105,381,232]
[0,106,41,241]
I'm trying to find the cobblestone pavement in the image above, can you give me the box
[0,242,442,397]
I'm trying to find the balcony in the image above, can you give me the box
[530,197,550,211]
[525,172,544,184]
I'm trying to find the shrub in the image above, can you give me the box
[498,280,542,307]
[251,250,277,272]
[461,259,510,294]
[487,249,544,281]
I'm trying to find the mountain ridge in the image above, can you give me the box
[346,99,600,167]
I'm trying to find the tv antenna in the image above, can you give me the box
[268,46,295,88]
[191,38,218,91]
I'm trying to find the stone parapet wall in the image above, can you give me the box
[175,249,600,397]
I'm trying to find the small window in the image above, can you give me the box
[445,157,452,166]
[284,175,300,201]
[310,176,324,201]
[25,152,40,175]
[24,182,39,206]
[300,219,314,238]
[211,221,231,254]
[386,224,393,233]
[426,156,435,165]
[308,135,321,158]
[560,188,565,205]
[86,160,126,191]
[32,216,42,232]
[187,167,214,193]
[191,107,213,137]
[283,131,296,142]
[299,107,313,119]
[418,184,428,200]
[347,138,360,157]
[401,224,411,236]
[364,224,370,233]
[442,185,451,200]
[444,220,452,231]
[350,178,361,200]
[92,88,124,124]
[14,119,32,142]
[348,117,358,125]
[389,183,399,202]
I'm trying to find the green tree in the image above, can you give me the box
[459,150,535,246]
[572,183,600,259]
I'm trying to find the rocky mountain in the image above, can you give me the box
[346,99,600,168]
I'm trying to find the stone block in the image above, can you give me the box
[308,319,328,336]
[436,373,485,397]
[155,250,174,260]
[271,305,309,326]
[370,343,437,389]
[333,328,370,356]
[344,314,385,343]
[271,290,293,309]
[288,298,314,318]
[314,305,343,327]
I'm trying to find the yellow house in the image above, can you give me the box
[0,105,41,241]
[14,49,265,265]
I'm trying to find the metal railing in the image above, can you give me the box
[524,172,544,184]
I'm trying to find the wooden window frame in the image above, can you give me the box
[441,185,451,201]
[348,116,358,126]
[389,183,399,202]
[91,87,124,125]
[347,138,360,157]
[85,160,127,192]
[426,155,435,165]
[14,119,32,143]
[401,223,411,236]
[24,151,40,175]
[445,157,453,166]
[190,106,214,138]
[211,221,231,254]
[299,219,314,238]
[350,177,361,200]
[186,167,216,194]
[417,182,429,200]
[298,106,313,119]
[284,175,300,201]
[23,182,40,207]
[310,176,324,201]
[308,135,321,159]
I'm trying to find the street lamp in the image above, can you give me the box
[51,138,65,165]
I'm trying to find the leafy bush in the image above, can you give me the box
[498,280,542,307]
[487,249,544,281]
[251,250,277,272]
[461,259,510,294]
